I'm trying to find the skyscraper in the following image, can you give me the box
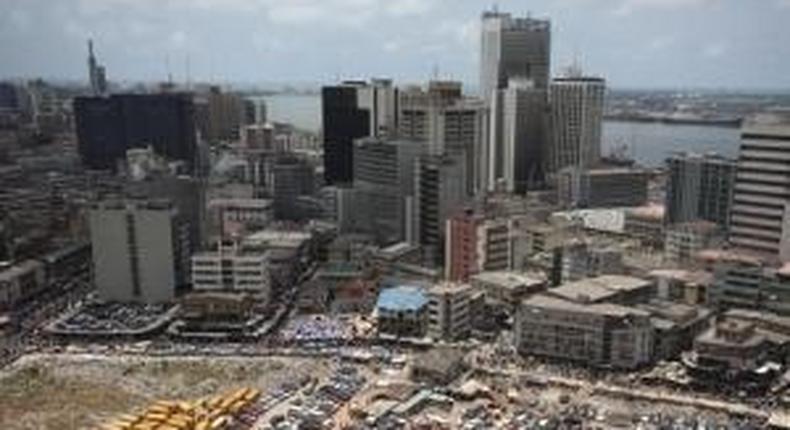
[547,76,605,175]
[74,93,198,172]
[399,81,489,194]
[665,152,735,229]
[351,137,422,245]
[87,39,107,96]
[489,79,547,193]
[728,116,790,259]
[479,11,551,102]
[321,82,371,185]
[416,154,468,266]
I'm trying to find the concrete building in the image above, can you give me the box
[197,86,248,142]
[208,198,272,239]
[704,250,790,316]
[560,238,625,283]
[89,200,190,303]
[489,79,548,193]
[664,221,721,263]
[351,137,422,245]
[399,81,489,194]
[665,152,735,229]
[515,294,653,369]
[546,274,655,306]
[729,117,790,259]
[557,167,649,209]
[445,209,511,282]
[270,156,314,221]
[479,10,551,102]
[191,245,270,302]
[547,76,605,175]
[0,260,46,311]
[426,282,473,341]
[470,270,546,312]
[416,154,468,267]
[241,123,278,151]
[624,204,665,248]
[376,285,428,338]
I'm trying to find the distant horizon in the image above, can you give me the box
[2,1,790,90]
[3,75,790,95]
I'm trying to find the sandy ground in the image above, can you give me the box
[0,353,334,430]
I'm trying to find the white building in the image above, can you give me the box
[89,200,190,303]
[426,282,473,341]
[479,10,551,102]
[728,116,790,259]
[191,246,271,303]
[547,76,605,175]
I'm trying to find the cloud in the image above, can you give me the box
[168,30,188,50]
[703,42,727,58]
[613,0,718,16]
[648,35,675,51]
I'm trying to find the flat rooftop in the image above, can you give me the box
[522,294,650,318]
[547,275,652,304]
[471,271,546,289]
[377,286,428,312]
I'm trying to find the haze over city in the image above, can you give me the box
[2,0,790,89]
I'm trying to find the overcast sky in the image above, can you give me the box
[1,0,789,90]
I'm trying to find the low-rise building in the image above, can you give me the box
[545,275,655,306]
[624,204,664,248]
[664,221,721,263]
[376,285,428,338]
[649,269,712,305]
[426,282,473,341]
[470,270,546,312]
[0,260,46,310]
[637,300,713,360]
[191,246,271,301]
[515,294,654,369]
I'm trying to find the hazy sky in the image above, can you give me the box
[1,0,789,90]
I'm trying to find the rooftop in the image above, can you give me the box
[377,286,428,312]
[627,204,665,220]
[471,271,546,289]
[523,294,650,318]
[547,275,651,304]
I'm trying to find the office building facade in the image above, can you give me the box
[728,119,790,259]
[89,200,190,303]
[547,77,605,175]
[74,93,197,172]
[479,10,551,102]
[665,152,735,228]
[322,83,372,185]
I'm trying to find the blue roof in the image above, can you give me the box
[377,286,428,312]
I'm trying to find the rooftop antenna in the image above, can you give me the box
[165,53,173,85]
[185,53,192,90]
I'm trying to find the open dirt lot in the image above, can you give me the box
[0,353,334,430]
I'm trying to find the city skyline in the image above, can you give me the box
[1,0,789,90]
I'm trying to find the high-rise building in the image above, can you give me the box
[322,82,371,185]
[87,39,107,96]
[351,137,422,245]
[547,76,605,175]
[399,81,489,194]
[416,154,468,266]
[89,199,190,303]
[270,156,314,221]
[479,10,551,102]
[195,86,248,142]
[729,117,790,259]
[489,79,547,192]
[665,152,735,229]
[74,93,197,172]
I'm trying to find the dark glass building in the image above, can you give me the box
[74,93,197,172]
[321,85,370,185]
